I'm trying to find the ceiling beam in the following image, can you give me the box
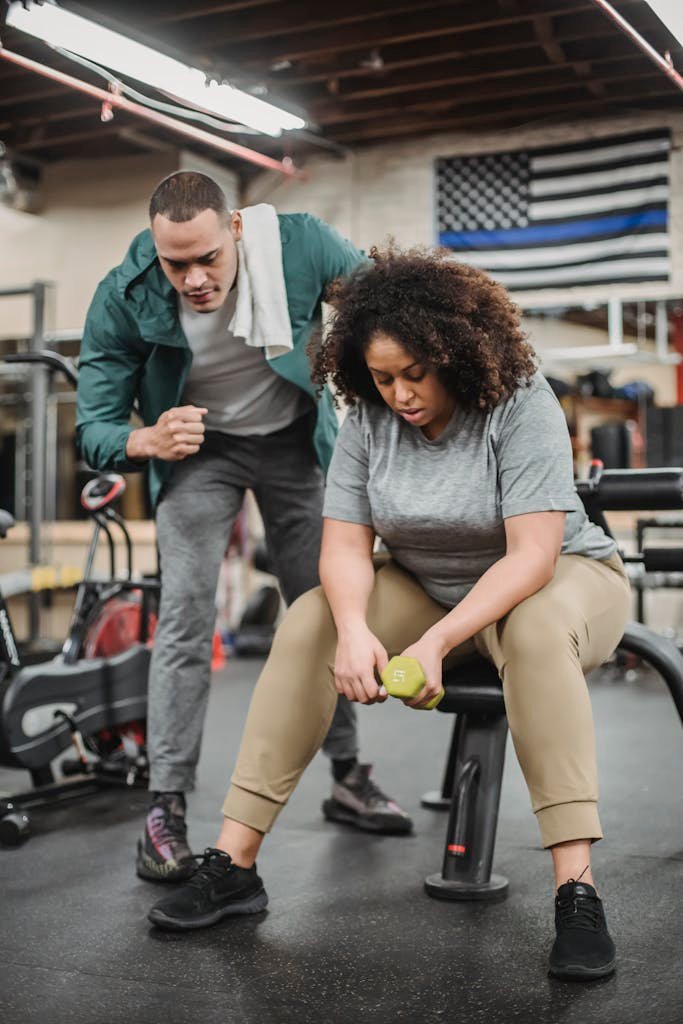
[0,101,99,134]
[6,115,253,168]
[0,80,69,107]
[312,68,666,127]
[530,9,607,98]
[9,121,131,152]
[143,0,284,26]
[328,83,677,143]
[531,14,566,65]
[295,39,666,107]
[259,8,665,88]
[175,0,447,45]
[200,0,624,64]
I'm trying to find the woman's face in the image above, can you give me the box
[364,332,456,440]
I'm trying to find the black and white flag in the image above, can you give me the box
[436,129,671,291]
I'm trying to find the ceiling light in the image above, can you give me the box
[5,1,305,137]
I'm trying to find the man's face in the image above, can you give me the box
[152,207,242,313]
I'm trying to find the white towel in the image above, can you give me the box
[229,203,293,360]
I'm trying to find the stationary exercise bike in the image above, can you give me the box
[0,351,158,846]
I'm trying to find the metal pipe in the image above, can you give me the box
[28,282,47,641]
[0,46,307,179]
[591,0,683,90]
[14,417,27,522]
[0,286,40,298]
[655,300,669,360]
[45,392,58,522]
[106,508,133,580]
[608,297,624,349]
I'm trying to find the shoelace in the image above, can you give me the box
[185,848,235,890]
[355,770,388,808]
[556,893,602,931]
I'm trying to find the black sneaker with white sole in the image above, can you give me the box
[136,793,195,883]
[548,881,616,981]
[148,848,268,931]
[322,763,413,835]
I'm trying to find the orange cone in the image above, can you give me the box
[211,631,226,671]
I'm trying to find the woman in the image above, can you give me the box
[148,248,631,981]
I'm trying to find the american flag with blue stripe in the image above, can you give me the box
[435,129,671,291]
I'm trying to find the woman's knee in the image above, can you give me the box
[269,585,336,658]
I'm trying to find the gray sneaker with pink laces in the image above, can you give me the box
[136,793,195,882]
[322,763,413,835]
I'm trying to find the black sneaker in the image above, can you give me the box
[548,881,616,981]
[136,793,194,883]
[148,848,268,931]
[322,763,413,835]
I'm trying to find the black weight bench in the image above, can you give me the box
[423,466,683,904]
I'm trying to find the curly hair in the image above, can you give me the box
[310,246,537,412]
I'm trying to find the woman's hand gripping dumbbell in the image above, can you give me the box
[332,626,444,708]
[380,656,445,710]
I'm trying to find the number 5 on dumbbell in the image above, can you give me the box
[381,656,444,710]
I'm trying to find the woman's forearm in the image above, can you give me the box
[320,547,375,635]
[426,547,556,656]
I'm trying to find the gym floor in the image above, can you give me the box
[0,656,681,1024]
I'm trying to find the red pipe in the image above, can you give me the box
[591,0,683,91]
[0,46,307,179]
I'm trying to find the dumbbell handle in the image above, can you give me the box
[380,656,444,710]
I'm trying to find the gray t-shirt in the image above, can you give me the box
[323,372,616,609]
[179,291,309,436]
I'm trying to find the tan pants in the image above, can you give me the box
[223,553,631,848]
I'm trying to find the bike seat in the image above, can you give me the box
[0,509,15,539]
[81,474,126,513]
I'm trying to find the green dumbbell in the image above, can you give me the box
[380,656,444,710]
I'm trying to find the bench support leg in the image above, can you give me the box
[425,711,509,901]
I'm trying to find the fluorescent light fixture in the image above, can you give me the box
[5,1,305,136]
[645,1,683,47]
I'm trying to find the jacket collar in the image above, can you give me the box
[115,228,164,297]
[114,228,188,348]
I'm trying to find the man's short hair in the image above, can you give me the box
[149,171,228,223]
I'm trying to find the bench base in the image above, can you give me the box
[424,872,509,902]
[420,789,451,810]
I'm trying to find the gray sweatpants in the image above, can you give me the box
[147,413,357,793]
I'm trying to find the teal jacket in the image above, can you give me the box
[76,213,365,508]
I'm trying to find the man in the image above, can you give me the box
[76,171,412,882]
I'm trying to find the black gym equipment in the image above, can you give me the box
[422,465,683,902]
[0,352,158,847]
[232,583,280,657]
[231,542,281,657]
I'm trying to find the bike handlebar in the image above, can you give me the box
[4,350,79,386]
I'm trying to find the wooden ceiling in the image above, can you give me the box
[1,0,681,180]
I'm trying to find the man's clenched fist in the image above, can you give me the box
[126,406,208,462]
